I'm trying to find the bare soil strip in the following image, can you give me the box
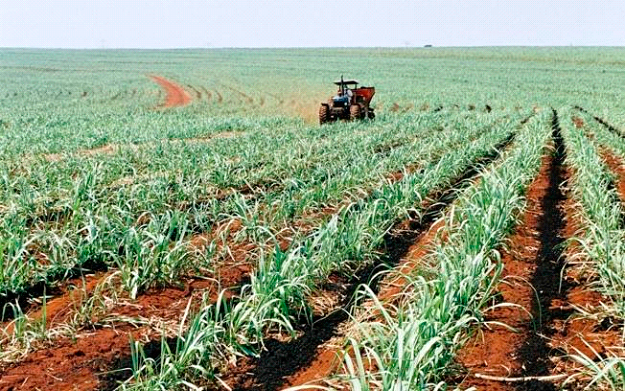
[224,129,519,391]
[454,110,567,391]
[513,111,569,390]
[456,110,624,391]
[149,75,192,108]
[0,270,251,391]
[547,116,624,387]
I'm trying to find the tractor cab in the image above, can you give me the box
[332,79,359,107]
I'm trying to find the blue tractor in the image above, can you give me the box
[319,77,375,125]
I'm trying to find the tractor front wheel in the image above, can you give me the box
[349,104,361,121]
[319,105,329,125]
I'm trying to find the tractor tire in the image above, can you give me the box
[319,105,329,125]
[368,110,376,120]
[350,104,361,121]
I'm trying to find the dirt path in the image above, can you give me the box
[149,75,192,108]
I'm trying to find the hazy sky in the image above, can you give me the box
[2,0,624,48]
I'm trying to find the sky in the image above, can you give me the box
[1,0,624,48]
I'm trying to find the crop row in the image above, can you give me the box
[118,111,528,390]
[0,111,511,302]
[561,110,625,387]
[323,110,552,389]
[0,112,529,375]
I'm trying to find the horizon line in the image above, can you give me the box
[1,45,624,50]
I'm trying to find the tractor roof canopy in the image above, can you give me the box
[334,79,359,86]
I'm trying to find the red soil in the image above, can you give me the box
[284,349,342,387]
[284,218,445,388]
[377,219,445,300]
[0,268,250,391]
[457,153,623,389]
[550,287,620,358]
[0,327,136,391]
[149,75,192,108]
[572,116,585,129]
[30,274,103,328]
[456,154,555,391]
[0,221,253,391]
[282,132,518,389]
[600,149,625,202]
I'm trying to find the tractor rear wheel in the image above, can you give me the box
[349,104,361,121]
[319,105,329,125]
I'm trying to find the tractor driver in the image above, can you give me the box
[334,87,352,105]
[345,88,353,99]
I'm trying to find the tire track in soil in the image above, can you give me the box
[148,75,192,108]
[456,109,569,391]
[225,127,520,391]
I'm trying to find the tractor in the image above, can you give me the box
[319,77,375,125]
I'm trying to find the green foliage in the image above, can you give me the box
[3,48,625,389]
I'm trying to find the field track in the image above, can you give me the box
[149,75,192,107]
